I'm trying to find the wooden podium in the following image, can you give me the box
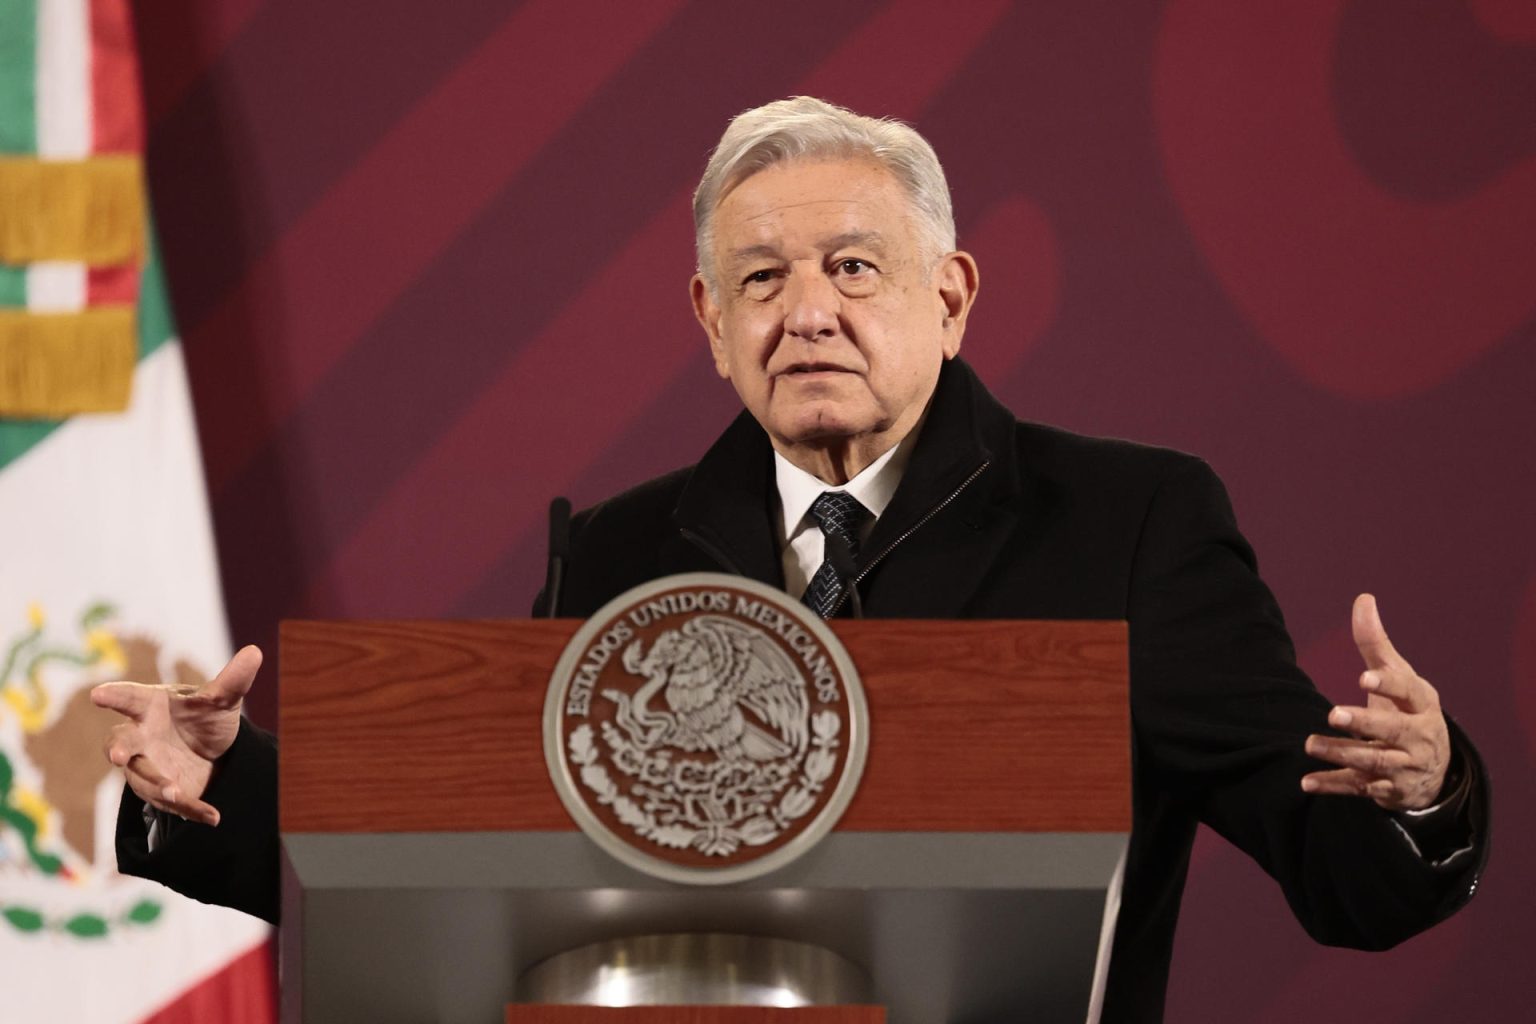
[280,619,1129,1024]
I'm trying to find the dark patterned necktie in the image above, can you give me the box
[802,491,871,618]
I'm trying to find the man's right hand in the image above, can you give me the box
[91,645,262,827]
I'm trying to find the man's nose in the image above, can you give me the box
[783,267,840,340]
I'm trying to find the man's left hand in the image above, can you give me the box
[1301,594,1451,811]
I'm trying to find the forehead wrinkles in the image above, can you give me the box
[726,230,890,268]
[729,194,873,241]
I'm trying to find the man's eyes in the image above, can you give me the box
[736,259,876,290]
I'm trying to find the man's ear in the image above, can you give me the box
[935,251,980,359]
[691,274,731,379]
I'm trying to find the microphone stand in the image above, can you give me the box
[544,497,571,618]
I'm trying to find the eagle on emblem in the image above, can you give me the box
[607,615,810,764]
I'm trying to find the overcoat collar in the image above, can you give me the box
[669,406,783,584]
[670,358,1028,614]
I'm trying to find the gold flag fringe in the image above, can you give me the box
[0,156,146,265]
[0,308,136,416]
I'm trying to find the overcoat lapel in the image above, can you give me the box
[859,360,1027,617]
[669,411,784,587]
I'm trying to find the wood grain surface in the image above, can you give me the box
[280,619,1129,834]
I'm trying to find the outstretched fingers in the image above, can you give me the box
[1351,595,1437,707]
[1351,593,1402,671]
[186,645,263,710]
[1359,665,1439,715]
[91,681,157,721]
[1301,767,1403,802]
[1302,594,1452,811]
[1304,734,1411,776]
[1301,766,1367,796]
[122,751,221,827]
[104,721,143,768]
[1323,703,1415,746]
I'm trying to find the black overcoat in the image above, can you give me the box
[119,358,1487,1022]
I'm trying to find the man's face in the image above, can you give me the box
[691,158,977,481]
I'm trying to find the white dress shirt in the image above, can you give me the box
[773,422,923,597]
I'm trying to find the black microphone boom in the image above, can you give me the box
[544,497,572,618]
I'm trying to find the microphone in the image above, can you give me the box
[544,497,571,618]
[825,534,863,619]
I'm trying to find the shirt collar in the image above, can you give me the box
[773,413,926,545]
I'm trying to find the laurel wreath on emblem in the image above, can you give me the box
[568,711,840,857]
[0,896,163,939]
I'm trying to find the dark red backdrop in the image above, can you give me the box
[130,1,1534,1019]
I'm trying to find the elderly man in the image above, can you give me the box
[97,97,1486,1021]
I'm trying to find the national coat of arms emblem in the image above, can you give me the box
[544,573,868,883]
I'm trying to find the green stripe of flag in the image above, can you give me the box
[0,265,26,307]
[0,415,52,468]
[138,230,173,362]
[0,0,38,155]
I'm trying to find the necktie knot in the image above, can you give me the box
[808,490,870,546]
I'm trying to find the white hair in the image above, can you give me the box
[692,96,956,290]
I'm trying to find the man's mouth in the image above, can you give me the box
[778,363,851,376]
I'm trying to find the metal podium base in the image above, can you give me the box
[516,933,872,1007]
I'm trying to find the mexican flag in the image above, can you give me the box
[0,1,274,1021]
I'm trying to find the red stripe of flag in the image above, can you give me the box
[137,939,276,1024]
[303,0,1013,618]
[87,263,139,305]
[88,0,145,312]
[89,0,144,153]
